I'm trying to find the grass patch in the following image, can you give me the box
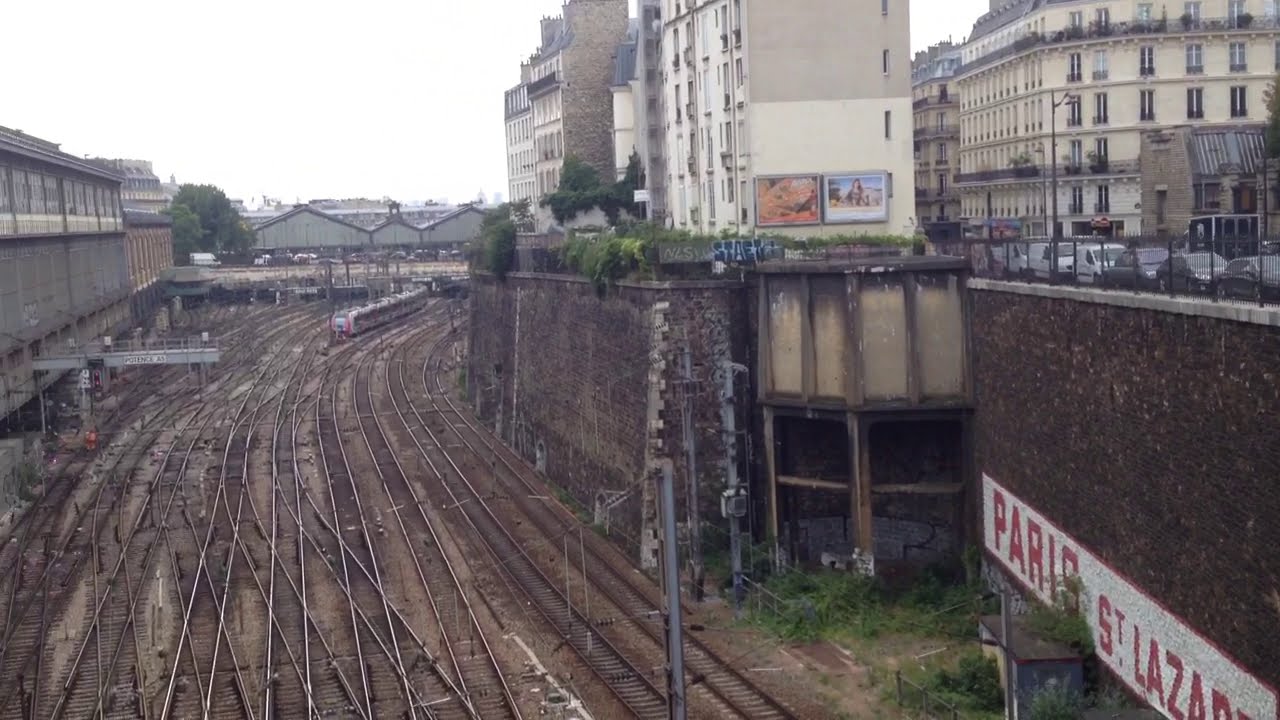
[747,566,987,644]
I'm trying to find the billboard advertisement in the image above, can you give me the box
[983,475,1278,720]
[755,175,821,227]
[822,172,889,223]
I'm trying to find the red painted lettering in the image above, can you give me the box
[1236,711,1253,720]
[1133,624,1147,689]
[1098,594,1114,656]
[1062,546,1079,576]
[1061,547,1080,611]
[1146,637,1165,706]
[1027,519,1045,591]
[1212,690,1233,720]
[1188,673,1207,720]
[1166,650,1186,720]
[1009,506,1027,574]
[993,489,1007,551]
[1115,607,1127,646]
[1048,534,1057,600]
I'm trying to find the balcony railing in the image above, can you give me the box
[956,14,1279,77]
[914,124,959,139]
[1092,69,1110,80]
[955,166,1042,183]
[912,94,957,109]
[526,71,560,97]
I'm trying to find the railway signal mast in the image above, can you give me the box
[656,459,688,720]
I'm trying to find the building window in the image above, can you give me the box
[735,58,743,86]
[1068,139,1083,167]
[1229,42,1247,72]
[1140,46,1155,76]
[1067,53,1082,82]
[1094,137,1109,163]
[1092,50,1109,80]
[1228,0,1246,26]
[1093,93,1109,124]
[1186,44,1204,74]
[882,49,890,75]
[1069,10,1083,27]
[1187,87,1204,119]
[937,173,947,194]
[936,112,947,130]
[1184,1,1201,21]
[1070,186,1084,214]
[1231,85,1248,117]
[1136,3,1153,21]
[1066,96,1082,126]
[885,110,891,139]
[882,0,888,14]
[1140,89,1156,121]
[1096,184,1110,213]
[937,142,947,162]
[1094,7,1110,27]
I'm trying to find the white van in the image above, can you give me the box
[1073,242,1127,284]
[1027,242,1074,279]
[190,252,221,267]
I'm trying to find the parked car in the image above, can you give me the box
[1100,247,1168,289]
[1074,242,1127,284]
[1155,251,1228,293]
[1026,242,1075,280]
[1215,255,1280,301]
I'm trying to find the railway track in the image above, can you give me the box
[404,328,802,720]
[307,317,478,718]
[0,305,327,719]
[351,324,520,719]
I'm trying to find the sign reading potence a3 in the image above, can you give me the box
[983,475,1278,720]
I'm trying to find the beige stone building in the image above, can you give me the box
[956,0,1280,238]
[660,0,916,237]
[913,42,963,238]
[509,0,629,201]
[1139,124,1268,235]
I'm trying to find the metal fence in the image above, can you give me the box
[936,234,1280,307]
[894,670,970,720]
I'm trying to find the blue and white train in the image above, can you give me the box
[330,287,430,340]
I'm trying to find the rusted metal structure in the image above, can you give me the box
[755,256,974,574]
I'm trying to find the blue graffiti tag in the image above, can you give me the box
[711,238,782,264]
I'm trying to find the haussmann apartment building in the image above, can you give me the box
[955,0,1280,238]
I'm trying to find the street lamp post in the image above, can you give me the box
[1050,90,1078,285]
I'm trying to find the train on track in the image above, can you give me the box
[330,286,430,339]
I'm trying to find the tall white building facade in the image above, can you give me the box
[660,0,916,237]
[505,78,535,205]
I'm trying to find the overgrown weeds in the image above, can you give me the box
[748,565,985,643]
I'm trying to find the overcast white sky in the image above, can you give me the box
[4,0,984,208]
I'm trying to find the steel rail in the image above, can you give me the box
[159,338,300,720]
[355,324,515,719]
[421,331,802,720]
[392,331,668,718]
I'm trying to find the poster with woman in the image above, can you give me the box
[754,175,821,226]
[823,172,889,223]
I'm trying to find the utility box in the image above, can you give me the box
[979,614,1085,720]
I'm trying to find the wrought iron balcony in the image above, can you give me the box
[957,14,1277,77]
[955,166,1042,184]
[526,71,560,98]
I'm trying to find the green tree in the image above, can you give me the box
[1266,74,1280,158]
[169,184,254,255]
[477,203,519,279]
[168,204,203,264]
[540,154,642,225]
[559,155,601,192]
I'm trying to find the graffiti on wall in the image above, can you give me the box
[657,238,783,265]
[983,475,1278,720]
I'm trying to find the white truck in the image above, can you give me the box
[190,252,221,267]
